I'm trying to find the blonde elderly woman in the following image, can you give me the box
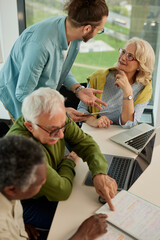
[77,37,155,128]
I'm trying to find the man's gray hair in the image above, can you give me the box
[0,135,45,192]
[22,87,65,123]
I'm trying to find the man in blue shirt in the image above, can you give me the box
[0,0,108,121]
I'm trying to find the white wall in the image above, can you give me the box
[0,0,19,119]
[0,0,19,63]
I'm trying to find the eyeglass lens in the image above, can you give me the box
[50,120,71,136]
[119,48,135,61]
[97,28,104,34]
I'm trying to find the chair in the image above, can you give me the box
[60,83,87,151]
[59,83,87,109]
[0,122,10,137]
[59,83,87,128]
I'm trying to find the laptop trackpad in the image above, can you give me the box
[125,128,142,138]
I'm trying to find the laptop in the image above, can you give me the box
[110,123,154,154]
[84,131,156,191]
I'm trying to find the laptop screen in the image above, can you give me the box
[135,134,156,167]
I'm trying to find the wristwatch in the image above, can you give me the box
[74,85,85,96]
[123,95,133,100]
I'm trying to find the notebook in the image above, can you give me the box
[110,123,154,154]
[84,132,156,191]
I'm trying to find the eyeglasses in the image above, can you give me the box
[97,28,104,34]
[35,114,71,137]
[118,48,137,61]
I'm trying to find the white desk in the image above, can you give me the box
[47,124,160,240]
[129,133,160,206]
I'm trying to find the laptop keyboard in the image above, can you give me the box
[125,129,154,150]
[85,157,143,190]
[107,157,131,189]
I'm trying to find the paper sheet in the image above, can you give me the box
[96,224,134,240]
[96,190,160,240]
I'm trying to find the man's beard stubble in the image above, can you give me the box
[82,28,94,42]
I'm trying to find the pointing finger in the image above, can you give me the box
[91,89,103,94]
[105,193,115,211]
[95,98,108,107]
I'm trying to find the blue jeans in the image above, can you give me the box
[21,196,58,230]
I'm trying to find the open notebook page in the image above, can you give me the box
[96,190,160,240]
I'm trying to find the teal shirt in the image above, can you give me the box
[7,115,108,201]
[0,16,81,119]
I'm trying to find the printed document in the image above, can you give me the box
[96,190,160,240]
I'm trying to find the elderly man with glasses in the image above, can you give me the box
[7,87,117,232]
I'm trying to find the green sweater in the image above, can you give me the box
[7,115,108,201]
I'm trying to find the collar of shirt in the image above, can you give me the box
[57,16,68,50]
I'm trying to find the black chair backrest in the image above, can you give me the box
[0,122,10,137]
[59,83,87,109]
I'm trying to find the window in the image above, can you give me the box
[0,41,3,63]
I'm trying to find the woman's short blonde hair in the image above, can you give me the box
[125,37,155,85]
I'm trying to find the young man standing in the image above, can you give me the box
[0,0,108,121]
